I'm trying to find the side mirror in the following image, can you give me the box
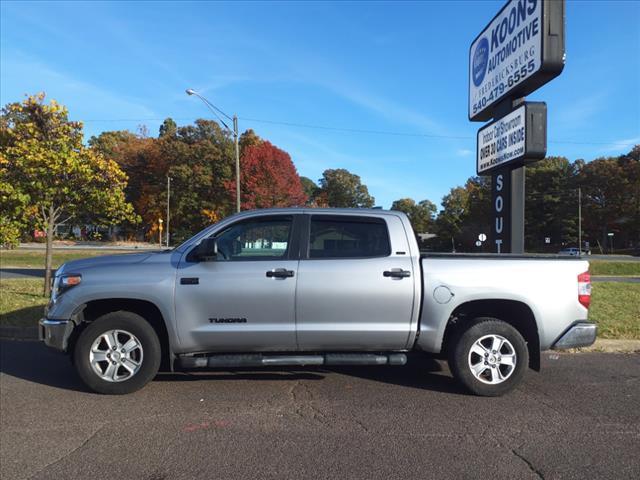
[193,237,218,261]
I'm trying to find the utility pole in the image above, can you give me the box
[166,176,172,247]
[233,115,240,213]
[578,187,582,256]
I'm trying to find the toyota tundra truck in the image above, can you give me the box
[39,208,596,396]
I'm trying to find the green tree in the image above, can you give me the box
[1,93,138,295]
[300,176,320,205]
[0,152,31,247]
[318,168,374,208]
[434,186,470,251]
[239,128,262,154]
[92,119,236,243]
[161,120,235,241]
[577,155,632,252]
[158,117,177,138]
[88,130,138,158]
[617,145,640,249]
[525,157,578,251]
[391,198,436,233]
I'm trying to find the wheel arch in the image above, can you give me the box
[70,298,174,372]
[441,299,540,371]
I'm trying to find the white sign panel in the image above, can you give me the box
[469,0,543,120]
[477,104,526,174]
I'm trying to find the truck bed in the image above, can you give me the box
[420,252,586,260]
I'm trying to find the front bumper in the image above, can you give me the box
[39,318,74,351]
[552,322,597,350]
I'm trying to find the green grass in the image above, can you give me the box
[1,278,638,340]
[589,261,640,276]
[0,278,47,327]
[0,249,140,269]
[589,282,640,340]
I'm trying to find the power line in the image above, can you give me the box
[239,117,639,147]
[238,117,471,139]
[77,115,639,147]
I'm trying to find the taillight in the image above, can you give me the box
[578,271,591,309]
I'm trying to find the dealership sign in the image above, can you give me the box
[477,102,547,175]
[469,0,565,121]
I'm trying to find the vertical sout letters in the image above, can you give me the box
[495,173,504,253]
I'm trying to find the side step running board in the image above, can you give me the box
[179,352,407,369]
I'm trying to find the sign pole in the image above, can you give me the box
[511,166,525,253]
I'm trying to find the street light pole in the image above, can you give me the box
[233,115,240,213]
[186,88,241,213]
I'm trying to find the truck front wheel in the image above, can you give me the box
[448,317,528,397]
[73,311,161,394]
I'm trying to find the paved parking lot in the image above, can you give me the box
[1,341,638,479]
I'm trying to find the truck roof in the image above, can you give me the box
[224,207,406,217]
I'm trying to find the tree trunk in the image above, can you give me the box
[43,210,55,297]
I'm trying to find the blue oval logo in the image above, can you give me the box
[472,37,489,87]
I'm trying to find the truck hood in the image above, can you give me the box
[57,251,162,275]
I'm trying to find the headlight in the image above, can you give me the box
[51,274,82,302]
[60,274,82,289]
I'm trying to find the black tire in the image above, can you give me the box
[448,317,529,397]
[73,311,161,395]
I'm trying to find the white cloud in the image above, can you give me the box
[597,136,640,154]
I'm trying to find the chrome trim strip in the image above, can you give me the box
[40,319,69,326]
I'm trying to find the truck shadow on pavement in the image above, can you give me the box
[0,340,88,392]
[0,340,464,395]
[323,353,465,395]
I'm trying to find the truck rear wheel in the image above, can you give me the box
[73,311,161,395]
[448,317,528,397]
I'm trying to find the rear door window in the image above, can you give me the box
[308,216,390,259]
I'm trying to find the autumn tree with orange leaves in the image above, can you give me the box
[228,140,307,210]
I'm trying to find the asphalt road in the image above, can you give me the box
[1,341,638,480]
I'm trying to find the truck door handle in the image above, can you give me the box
[266,269,295,278]
[383,269,411,278]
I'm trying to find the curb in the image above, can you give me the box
[568,339,640,353]
[0,325,39,340]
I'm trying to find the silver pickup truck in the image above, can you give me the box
[40,208,596,396]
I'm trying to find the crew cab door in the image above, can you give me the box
[295,214,415,351]
[175,214,301,352]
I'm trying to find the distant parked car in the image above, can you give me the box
[559,248,590,256]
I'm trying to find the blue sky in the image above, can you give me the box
[1,0,639,208]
